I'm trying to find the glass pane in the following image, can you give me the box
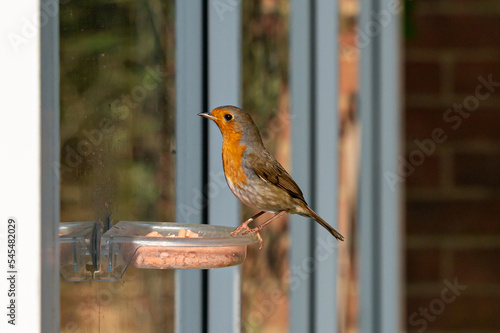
[240,0,362,331]
[59,1,176,332]
[241,1,290,332]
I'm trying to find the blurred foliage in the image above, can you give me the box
[242,0,289,130]
[59,0,175,224]
[59,0,175,332]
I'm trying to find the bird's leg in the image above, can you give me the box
[230,211,266,236]
[242,211,286,235]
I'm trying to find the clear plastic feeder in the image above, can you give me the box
[94,221,259,281]
[59,222,96,281]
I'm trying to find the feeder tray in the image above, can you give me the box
[94,221,259,281]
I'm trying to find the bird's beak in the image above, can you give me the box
[198,112,216,120]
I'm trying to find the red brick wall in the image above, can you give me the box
[405,1,500,332]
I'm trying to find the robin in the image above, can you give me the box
[198,105,344,242]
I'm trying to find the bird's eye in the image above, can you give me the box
[224,114,233,121]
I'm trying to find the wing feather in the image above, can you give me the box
[249,150,305,201]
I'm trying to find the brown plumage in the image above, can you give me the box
[198,105,344,241]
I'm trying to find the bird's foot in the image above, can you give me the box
[230,216,256,237]
[231,225,264,248]
[230,211,266,248]
[230,224,247,237]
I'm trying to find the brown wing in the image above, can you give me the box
[249,150,306,202]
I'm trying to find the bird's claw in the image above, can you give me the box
[242,228,263,249]
[230,227,244,237]
[230,226,264,249]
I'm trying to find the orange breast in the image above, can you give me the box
[222,132,247,187]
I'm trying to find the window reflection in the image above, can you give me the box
[339,0,360,331]
[240,0,361,332]
[59,1,176,332]
[241,1,291,331]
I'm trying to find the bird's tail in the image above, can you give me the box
[302,205,344,241]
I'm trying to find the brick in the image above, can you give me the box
[407,295,500,331]
[453,249,500,283]
[405,108,445,142]
[415,0,500,11]
[406,248,441,283]
[406,62,441,94]
[404,6,500,333]
[455,153,500,188]
[405,153,440,189]
[406,107,500,142]
[406,16,500,49]
[407,200,500,235]
[416,0,499,2]
[418,0,500,2]
[453,62,500,93]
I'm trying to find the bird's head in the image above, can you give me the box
[198,105,263,145]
